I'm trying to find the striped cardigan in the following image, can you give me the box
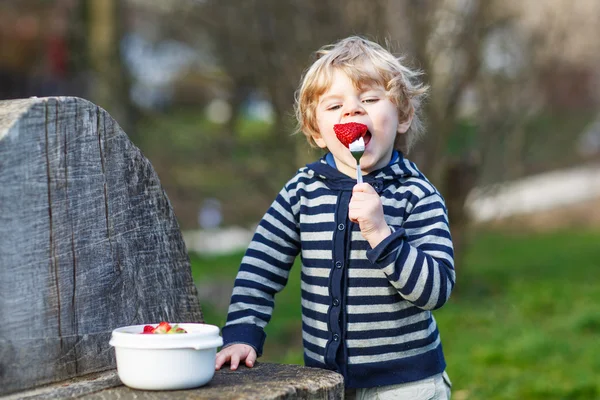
[222,153,455,388]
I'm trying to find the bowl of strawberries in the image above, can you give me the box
[109,321,223,390]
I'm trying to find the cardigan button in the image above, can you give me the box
[333,334,339,341]
[337,223,345,231]
[333,298,340,306]
[335,261,343,269]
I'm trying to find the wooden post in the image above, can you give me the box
[0,97,203,395]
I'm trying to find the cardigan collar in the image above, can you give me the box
[305,152,423,192]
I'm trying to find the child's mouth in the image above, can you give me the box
[363,131,372,147]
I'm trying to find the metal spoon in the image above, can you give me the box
[349,136,365,184]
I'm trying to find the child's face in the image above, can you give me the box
[313,69,411,177]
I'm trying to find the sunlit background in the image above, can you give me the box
[2,1,600,398]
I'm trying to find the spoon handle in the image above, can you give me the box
[356,162,363,184]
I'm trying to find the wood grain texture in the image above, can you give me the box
[0,97,203,396]
[1,363,345,400]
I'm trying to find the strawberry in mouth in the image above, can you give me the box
[334,122,370,148]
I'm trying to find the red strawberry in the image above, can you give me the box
[153,321,172,334]
[333,122,368,148]
[142,325,155,334]
[167,324,188,334]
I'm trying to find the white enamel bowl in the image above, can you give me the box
[109,323,223,390]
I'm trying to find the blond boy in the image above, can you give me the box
[216,36,455,399]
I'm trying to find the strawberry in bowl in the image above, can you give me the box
[141,321,187,334]
[110,322,222,390]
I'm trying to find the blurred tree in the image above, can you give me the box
[387,0,600,264]
[193,0,388,190]
[83,0,136,137]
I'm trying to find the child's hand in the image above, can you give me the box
[349,183,391,248]
[215,343,257,371]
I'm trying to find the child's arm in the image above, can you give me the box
[220,185,301,363]
[350,183,455,310]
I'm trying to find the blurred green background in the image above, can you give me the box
[2,1,600,399]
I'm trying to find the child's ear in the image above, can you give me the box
[312,132,328,149]
[397,110,414,134]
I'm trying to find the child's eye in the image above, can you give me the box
[363,98,379,104]
[327,105,342,111]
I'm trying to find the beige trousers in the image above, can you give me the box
[346,371,452,400]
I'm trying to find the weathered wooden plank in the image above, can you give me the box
[0,97,203,396]
[1,363,345,400]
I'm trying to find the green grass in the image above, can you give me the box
[190,228,600,399]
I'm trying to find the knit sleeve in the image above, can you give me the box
[221,184,301,355]
[366,192,455,310]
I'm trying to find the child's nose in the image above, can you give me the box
[343,103,365,117]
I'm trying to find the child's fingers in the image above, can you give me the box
[214,350,229,370]
[230,353,241,370]
[245,349,257,367]
[353,182,377,194]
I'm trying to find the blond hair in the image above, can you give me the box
[294,36,429,154]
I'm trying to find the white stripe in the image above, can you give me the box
[261,213,298,245]
[348,319,436,347]
[302,315,329,331]
[303,348,325,363]
[301,298,329,314]
[349,249,367,259]
[424,250,454,262]
[347,311,430,332]
[404,257,429,302]
[302,267,331,278]
[302,249,333,260]
[225,316,267,329]
[424,262,441,309]
[247,241,294,264]
[409,208,445,223]
[271,198,298,227]
[301,280,329,296]
[228,301,273,317]
[348,268,386,279]
[348,336,441,364]
[348,286,397,296]
[304,194,338,206]
[242,255,289,278]
[351,231,368,241]
[302,231,333,241]
[236,271,284,291]
[287,180,326,199]
[302,331,328,347]
[231,286,272,301]
[301,213,335,224]
[347,301,413,314]
[392,245,417,287]
[409,235,453,249]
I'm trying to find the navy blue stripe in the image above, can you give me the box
[302,321,329,339]
[347,334,438,356]
[230,294,274,308]
[404,214,448,229]
[301,305,327,320]
[301,259,333,268]
[346,295,403,305]
[226,308,271,324]
[301,273,330,287]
